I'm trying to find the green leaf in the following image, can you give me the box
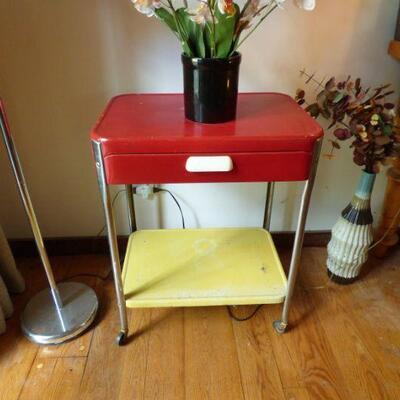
[214,4,240,58]
[193,26,205,58]
[155,8,177,33]
[155,8,194,56]
[383,125,393,136]
[321,107,331,119]
[176,8,205,57]
[333,92,344,104]
[203,23,213,58]
[305,103,320,118]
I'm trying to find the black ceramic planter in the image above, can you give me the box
[182,52,241,124]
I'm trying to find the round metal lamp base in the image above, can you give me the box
[21,282,98,345]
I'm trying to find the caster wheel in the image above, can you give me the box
[273,320,287,334]
[116,331,127,346]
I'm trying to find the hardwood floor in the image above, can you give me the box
[0,248,398,400]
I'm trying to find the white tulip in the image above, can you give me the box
[296,0,316,11]
[189,3,214,27]
[131,0,161,17]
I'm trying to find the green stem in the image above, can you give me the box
[234,5,278,51]
[253,3,270,18]
[166,0,193,56]
[232,0,271,49]
[208,2,217,57]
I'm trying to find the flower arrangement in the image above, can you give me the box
[296,76,399,174]
[130,0,315,58]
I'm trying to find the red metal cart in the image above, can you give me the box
[91,93,323,345]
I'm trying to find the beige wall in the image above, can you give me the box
[0,0,399,238]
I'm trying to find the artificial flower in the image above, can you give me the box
[334,128,351,141]
[296,0,316,10]
[129,0,317,58]
[386,108,396,118]
[273,0,287,9]
[218,0,236,15]
[241,0,286,25]
[357,125,369,142]
[370,114,380,126]
[131,0,161,17]
[298,76,397,172]
[189,2,214,26]
[241,0,261,23]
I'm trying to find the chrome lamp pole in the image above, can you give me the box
[0,100,98,345]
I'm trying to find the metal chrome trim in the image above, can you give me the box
[278,139,323,328]
[125,184,137,233]
[92,140,129,339]
[263,182,275,231]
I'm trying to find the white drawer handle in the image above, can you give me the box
[185,156,233,173]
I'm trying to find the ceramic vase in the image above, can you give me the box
[181,52,241,123]
[327,171,376,284]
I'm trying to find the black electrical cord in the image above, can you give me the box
[59,188,186,284]
[155,188,186,229]
[57,271,112,283]
[59,188,261,322]
[94,189,126,238]
[227,304,264,322]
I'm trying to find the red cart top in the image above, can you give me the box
[91,93,323,184]
[91,93,323,156]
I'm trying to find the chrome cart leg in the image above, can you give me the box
[92,140,128,345]
[125,185,137,233]
[273,139,322,334]
[263,182,275,231]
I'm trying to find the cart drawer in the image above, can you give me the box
[104,151,312,184]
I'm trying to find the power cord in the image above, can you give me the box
[94,189,126,238]
[57,187,186,284]
[58,189,126,284]
[59,271,111,283]
[227,304,264,322]
[229,205,400,320]
[154,188,186,229]
[59,187,399,319]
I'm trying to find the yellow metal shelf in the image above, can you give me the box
[122,228,287,308]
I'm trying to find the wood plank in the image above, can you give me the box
[18,357,85,400]
[262,250,351,400]
[340,256,400,398]
[231,306,286,400]
[284,387,311,400]
[37,255,108,359]
[263,305,303,389]
[301,248,400,399]
[184,306,244,400]
[0,252,398,400]
[0,258,42,400]
[143,308,185,400]
[79,283,151,400]
[300,248,393,400]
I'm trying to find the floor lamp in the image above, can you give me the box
[0,99,98,345]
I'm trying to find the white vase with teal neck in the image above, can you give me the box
[327,170,376,284]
